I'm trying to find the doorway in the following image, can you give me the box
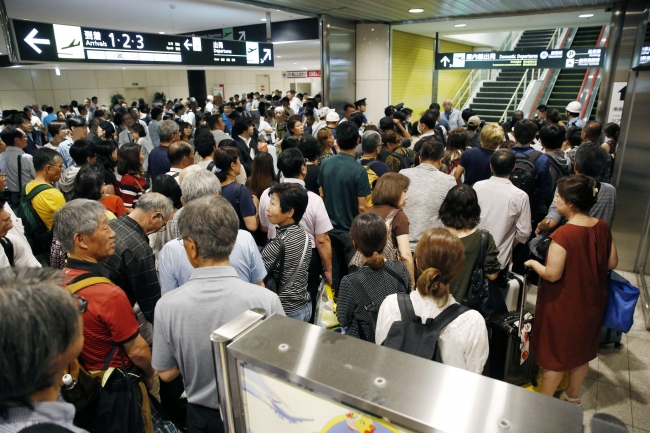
[256,74,270,94]
[125,87,146,105]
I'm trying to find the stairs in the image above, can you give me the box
[468,29,556,123]
[545,26,602,117]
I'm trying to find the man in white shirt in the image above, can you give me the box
[400,138,456,251]
[442,99,464,130]
[204,95,214,114]
[259,148,333,320]
[251,92,261,113]
[0,192,40,268]
[165,141,195,184]
[288,90,302,114]
[474,149,531,276]
[118,111,136,146]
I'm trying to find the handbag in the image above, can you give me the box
[603,271,640,333]
[263,238,285,293]
[461,230,490,316]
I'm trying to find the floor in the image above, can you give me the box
[526,271,650,432]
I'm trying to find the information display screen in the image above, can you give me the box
[12,19,274,67]
[640,45,650,65]
[436,47,603,70]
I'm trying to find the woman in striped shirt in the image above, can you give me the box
[117,143,148,211]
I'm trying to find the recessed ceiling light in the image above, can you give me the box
[159,32,165,34]
[277,56,281,58]
[579,14,594,18]
[55,67,60,75]
[294,62,297,64]
[261,18,266,21]
[454,24,467,27]
[409,8,424,13]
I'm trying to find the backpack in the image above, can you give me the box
[391,149,415,170]
[14,183,53,258]
[348,266,406,343]
[382,294,470,362]
[349,209,402,269]
[547,156,570,199]
[510,150,542,199]
[358,159,379,207]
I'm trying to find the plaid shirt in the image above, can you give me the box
[102,215,160,323]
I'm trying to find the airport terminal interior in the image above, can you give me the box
[0,0,649,432]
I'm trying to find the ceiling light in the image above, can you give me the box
[579,14,594,18]
[159,32,165,34]
[55,67,60,75]
[277,56,281,58]
[294,62,297,64]
[454,24,467,27]
[261,18,266,21]
[409,8,424,13]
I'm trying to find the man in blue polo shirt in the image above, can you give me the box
[318,121,371,296]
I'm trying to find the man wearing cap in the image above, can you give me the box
[467,116,482,148]
[565,101,584,129]
[442,99,464,130]
[355,99,368,124]
[325,111,340,139]
[312,107,329,137]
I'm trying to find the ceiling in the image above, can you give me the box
[232,0,612,23]
[395,8,612,48]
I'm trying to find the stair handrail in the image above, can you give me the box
[499,69,532,123]
[579,26,609,121]
[451,31,522,109]
[528,27,578,118]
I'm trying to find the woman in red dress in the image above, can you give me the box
[525,174,618,404]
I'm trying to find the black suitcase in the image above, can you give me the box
[600,327,623,349]
[486,274,539,385]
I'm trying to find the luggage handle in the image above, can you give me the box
[518,274,528,338]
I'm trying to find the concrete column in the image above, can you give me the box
[356,23,390,125]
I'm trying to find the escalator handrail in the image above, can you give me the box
[528,28,573,118]
[577,26,608,118]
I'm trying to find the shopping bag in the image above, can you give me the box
[315,282,340,330]
[603,271,640,333]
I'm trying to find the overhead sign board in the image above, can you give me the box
[283,70,321,79]
[640,45,650,65]
[436,47,604,70]
[11,19,274,67]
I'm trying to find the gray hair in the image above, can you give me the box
[443,99,453,105]
[178,195,238,261]
[181,170,222,203]
[134,192,174,220]
[158,119,179,143]
[54,199,106,253]
[361,130,382,154]
[0,268,79,417]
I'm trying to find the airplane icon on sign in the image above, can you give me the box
[247,47,257,54]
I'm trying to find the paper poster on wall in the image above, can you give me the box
[240,366,414,433]
[607,81,627,124]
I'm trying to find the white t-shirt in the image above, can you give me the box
[375,291,489,374]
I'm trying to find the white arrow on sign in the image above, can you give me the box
[25,29,50,54]
[238,31,246,41]
[183,39,192,50]
[260,48,271,63]
[440,56,451,67]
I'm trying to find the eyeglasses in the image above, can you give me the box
[176,236,186,246]
[72,294,88,313]
[0,173,6,179]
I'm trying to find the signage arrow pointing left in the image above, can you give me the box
[183,39,192,50]
[25,29,50,54]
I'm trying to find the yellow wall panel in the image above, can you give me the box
[436,40,473,105]
[391,31,433,117]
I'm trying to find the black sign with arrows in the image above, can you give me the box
[436,47,603,70]
[11,19,274,67]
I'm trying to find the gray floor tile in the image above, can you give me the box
[581,377,598,412]
[597,382,633,425]
[600,333,629,358]
[587,356,599,380]
[630,359,650,395]
[628,337,650,365]
[599,353,631,389]
[631,389,650,428]
[583,410,595,426]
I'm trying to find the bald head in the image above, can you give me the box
[168,140,194,168]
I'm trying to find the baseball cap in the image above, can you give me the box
[326,111,340,122]
[99,121,115,137]
[319,107,330,119]
[468,116,481,127]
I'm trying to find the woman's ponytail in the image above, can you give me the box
[365,252,385,271]
[416,267,450,307]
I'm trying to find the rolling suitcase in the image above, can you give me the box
[486,274,539,385]
[600,327,623,349]
[500,272,524,312]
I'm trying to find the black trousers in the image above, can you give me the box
[329,230,355,298]
[187,403,224,433]
[307,248,322,323]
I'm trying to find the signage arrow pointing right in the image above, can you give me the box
[261,48,271,63]
[183,39,192,50]
[440,56,450,67]
[25,29,50,54]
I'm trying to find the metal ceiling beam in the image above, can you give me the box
[223,0,320,18]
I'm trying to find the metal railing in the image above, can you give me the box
[499,69,538,123]
[450,31,523,109]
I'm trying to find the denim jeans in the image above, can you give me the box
[286,302,312,322]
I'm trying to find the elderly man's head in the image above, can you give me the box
[54,199,115,260]
[0,268,84,417]
[180,169,222,205]
[129,193,174,235]
[178,195,238,267]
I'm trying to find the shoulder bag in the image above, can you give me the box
[461,230,490,315]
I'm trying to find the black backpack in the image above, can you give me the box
[510,150,542,199]
[391,149,415,170]
[547,156,570,197]
[382,294,470,363]
[348,266,406,343]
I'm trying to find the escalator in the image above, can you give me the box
[469,29,555,123]
[545,26,602,116]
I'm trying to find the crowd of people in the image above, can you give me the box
[0,92,619,433]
